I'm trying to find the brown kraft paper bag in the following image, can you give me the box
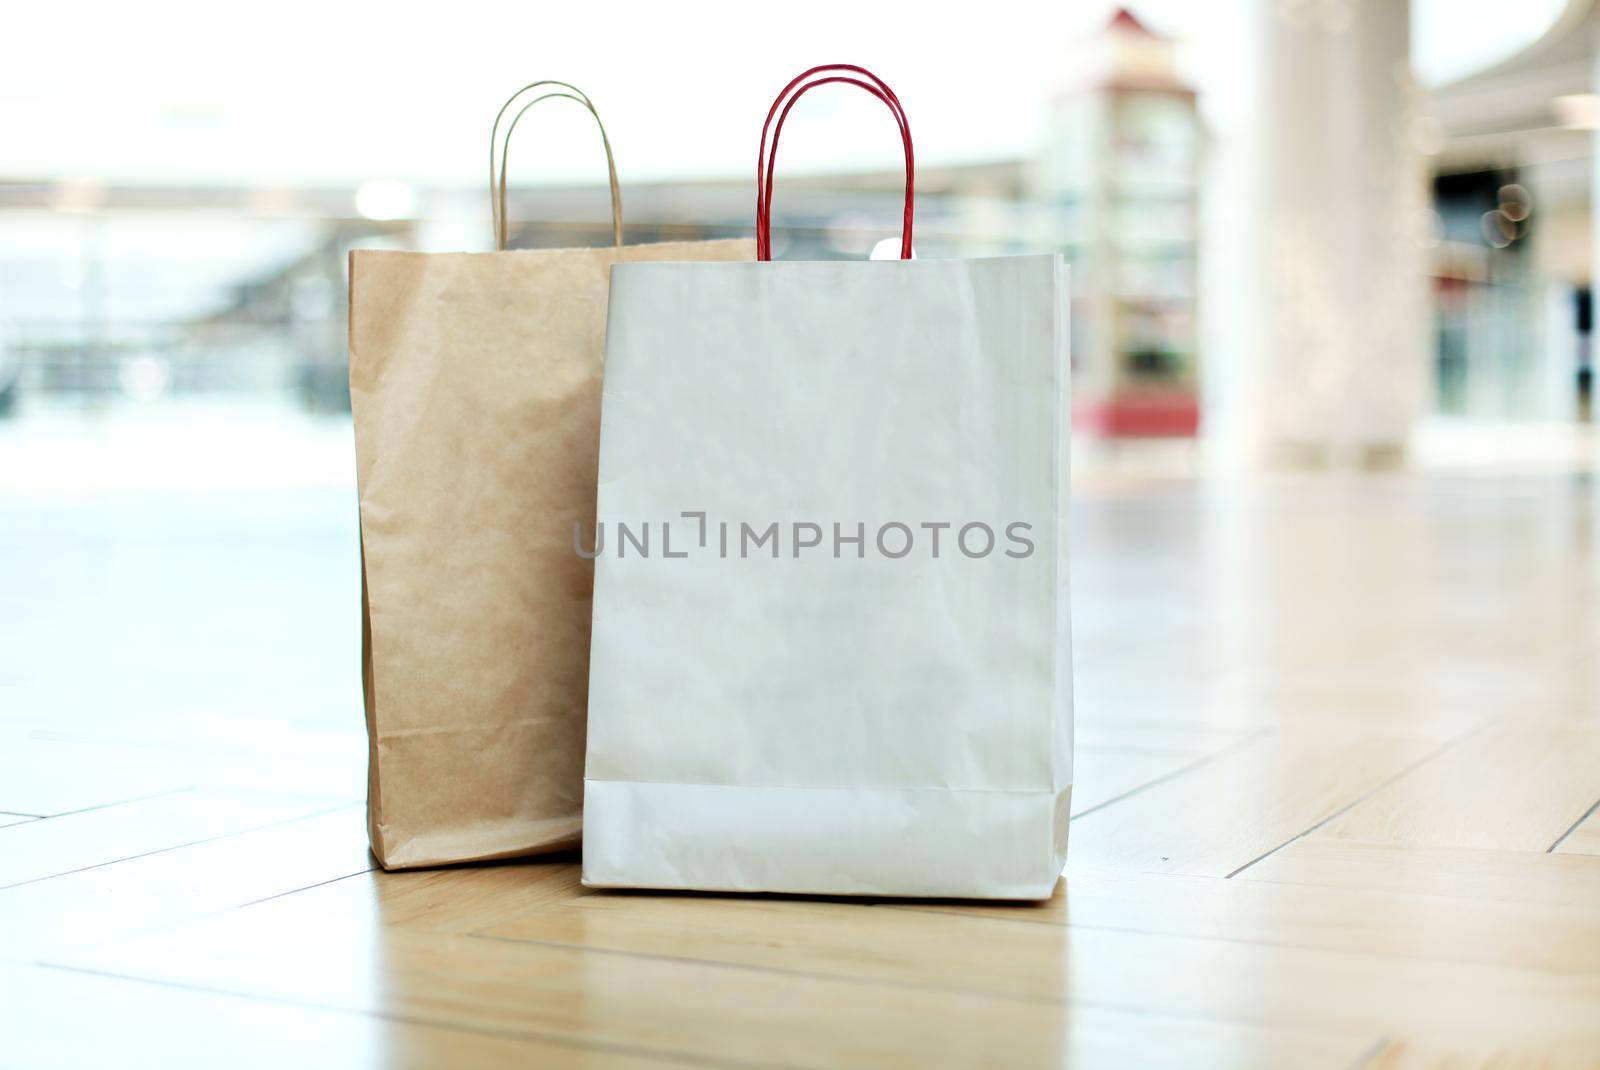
[348,82,753,868]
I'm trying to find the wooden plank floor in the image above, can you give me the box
[2,469,1598,1068]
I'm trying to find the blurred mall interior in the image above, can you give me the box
[3,2,1597,453]
[1,0,1597,726]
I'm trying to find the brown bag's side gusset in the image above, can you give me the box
[350,239,753,869]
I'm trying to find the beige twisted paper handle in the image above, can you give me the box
[489,81,623,251]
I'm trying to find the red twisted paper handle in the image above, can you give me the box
[756,64,915,260]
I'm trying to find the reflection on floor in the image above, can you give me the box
[2,420,1598,1066]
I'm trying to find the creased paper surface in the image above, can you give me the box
[349,238,753,869]
[584,254,1072,899]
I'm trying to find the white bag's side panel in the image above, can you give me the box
[1051,257,1074,875]
[584,255,1070,899]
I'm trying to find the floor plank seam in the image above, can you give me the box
[1236,857,1600,907]
[462,929,1401,1041]
[466,927,1135,1008]
[1,786,197,824]
[0,800,361,892]
[234,866,379,909]
[33,961,807,1070]
[1343,1034,1391,1070]
[1222,719,1497,879]
[1069,727,1276,823]
[1546,794,1600,854]
[887,905,1600,976]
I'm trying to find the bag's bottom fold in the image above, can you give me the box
[581,778,1070,900]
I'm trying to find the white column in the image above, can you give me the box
[1240,0,1432,465]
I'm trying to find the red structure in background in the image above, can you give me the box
[1074,392,1201,437]
[1049,8,1202,439]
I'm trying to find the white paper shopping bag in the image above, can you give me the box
[581,65,1071,899]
